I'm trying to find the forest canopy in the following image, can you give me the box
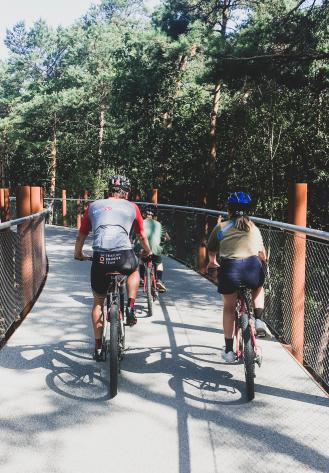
[0,0,328,228]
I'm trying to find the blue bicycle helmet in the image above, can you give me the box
[227,192,252,205]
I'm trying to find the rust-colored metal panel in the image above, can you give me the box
[287,183,307,364]
[151,188,158,204]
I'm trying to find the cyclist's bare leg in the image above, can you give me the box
[222,293,238,338]
[252,286,264,309]
[91,293,105,339]
[127,269,140,299]
[252,286,266,336]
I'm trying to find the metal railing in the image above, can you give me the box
[0,209,49,343]
[41,198,329,390]
[145,203,329,391]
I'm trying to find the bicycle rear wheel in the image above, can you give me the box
[241,313,255,401]
[109,303,120,398]
[146,265,153,317]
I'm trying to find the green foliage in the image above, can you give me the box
[0,0,328,227]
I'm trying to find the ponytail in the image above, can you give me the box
[234,215,252,232]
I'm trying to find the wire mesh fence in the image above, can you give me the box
[44,198,89,227]
[156,207,329,390]
[0,212,48,343]
[45,198,329,390]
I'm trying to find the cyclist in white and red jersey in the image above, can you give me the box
[74,176,152,361]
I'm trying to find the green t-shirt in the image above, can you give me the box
[144,218,165,255]
[134,218,165,255]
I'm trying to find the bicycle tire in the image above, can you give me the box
[109,303,120,398]
[119,290,126,352]
[146,265,153,317]
[241,313,255,401]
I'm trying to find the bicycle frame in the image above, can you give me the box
[103,273,127,398]
[105,273,126,342]
[234,288,258,361]
[106,274,126,315]
[143,260,157,296]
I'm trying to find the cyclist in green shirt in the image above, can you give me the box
[136,206,170,292]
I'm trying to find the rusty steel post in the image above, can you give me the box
[83,190,88,212]
[16,186,31,218]
[40,187,44,207]
[30,187,44,296]
[196,214,208,274]
[0,188,9,221]
[3,188,10,221]
[16,186,33,314]
[76,194,81,229]
[151,188,158,204]
[62,190,67,226]
[287,183,307,364]
[30,186,42,214]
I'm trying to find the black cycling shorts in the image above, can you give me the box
[91,250,138,296]
[151,254,162,265]
[218,255,265,295]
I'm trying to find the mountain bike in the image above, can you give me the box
[83,256,126,398]
[234,285,262,401]
[102,272,127,398]
[142,256,158,317]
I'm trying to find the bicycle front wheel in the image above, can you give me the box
[241,313,255,401]
[146,265,153,317]
[109,303,120,398]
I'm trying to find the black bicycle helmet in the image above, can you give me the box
[143,205,157,217]
[109,175,131,193]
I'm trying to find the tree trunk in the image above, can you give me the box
[48,120,57,224]
[98,102,106,161]
[207,80,221,207]
[205,1,229,209]
[0,128,8,187]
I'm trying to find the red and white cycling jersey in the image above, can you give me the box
[79,198,144,251]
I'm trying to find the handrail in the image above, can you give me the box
[137,202,329,242]
[10,197,329,242]
[0,209,50,230]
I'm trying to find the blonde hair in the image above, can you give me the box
[234,214,252,232]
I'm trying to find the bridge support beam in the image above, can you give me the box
[151,188,158,204]
[16,186,34,315]
[76,193,81,229]
[0,188,10,221]
[285,183,307,364]
[62,190,67,226]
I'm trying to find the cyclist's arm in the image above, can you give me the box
[137,231,152,256]
[207,224,220,268]
[74,232,89,260]
[132,204,152,256]
[258,245,267,262]
[254,225,267,262]
[74,206,91,260]
[163,231,170,242]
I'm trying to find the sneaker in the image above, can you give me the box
[156,280,167,292]
[126,307,137,326]
[255,318,267,337]
[93,348,103,362]
[221,351,236,363]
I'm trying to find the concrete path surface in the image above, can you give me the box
[0,225,328,473]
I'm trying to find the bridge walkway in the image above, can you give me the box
[0,226,328,473]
